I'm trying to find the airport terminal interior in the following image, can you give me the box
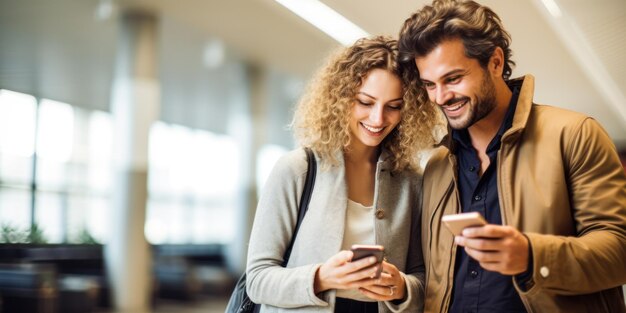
[0,0,625,312]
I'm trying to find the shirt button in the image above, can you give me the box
[469,270,478,278]
[540,266,550,278]
[474,195,482,201]
[375,209,385,219]
[469,166,476,172]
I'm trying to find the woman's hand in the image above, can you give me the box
[314,250,380,293]
[358,261,407,301]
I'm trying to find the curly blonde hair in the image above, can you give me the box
[292,36,440,172]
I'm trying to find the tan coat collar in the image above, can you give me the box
[435,74,536,149]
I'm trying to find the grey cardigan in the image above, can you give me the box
[246,148,425,312]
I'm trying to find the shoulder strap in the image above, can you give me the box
[281,147,316,266]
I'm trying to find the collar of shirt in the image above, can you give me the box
[452,84,521,157]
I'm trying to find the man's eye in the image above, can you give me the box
[446,76,461,83]
[422,82,435,90]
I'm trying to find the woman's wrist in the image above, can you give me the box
[313,264,327,294]
[394,272,407,301]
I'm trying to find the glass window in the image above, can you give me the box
[34,191,64,243]
[256,144,289,196]
[0,188,31,233]
[35,99,113,243]
[146,122,239,244]
[0,89,37,185]
[0,90,114,244]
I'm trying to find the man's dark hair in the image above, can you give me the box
[398,0,515,83]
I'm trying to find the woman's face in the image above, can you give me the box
[348,68,403,150]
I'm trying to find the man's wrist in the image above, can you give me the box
[514,234,534,291]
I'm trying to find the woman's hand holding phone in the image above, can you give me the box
[313,244,407,301]
[313,250,381,294]
[358,261,407,301]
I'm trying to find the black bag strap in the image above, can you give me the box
[281,147,316,267]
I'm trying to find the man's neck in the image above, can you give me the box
[468,79,513,153]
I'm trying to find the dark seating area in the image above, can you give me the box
[0,243,235,313]
[152,244,235,300]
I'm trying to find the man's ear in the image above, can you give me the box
[490,47,505,77]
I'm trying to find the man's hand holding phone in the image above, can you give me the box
[444,212,530,275]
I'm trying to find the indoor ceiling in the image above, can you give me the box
[1,0,624,146]
[116,0,626,147]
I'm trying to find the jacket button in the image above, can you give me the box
[469,270,478,278]
[540,266,550,278]
[375,209,385,219]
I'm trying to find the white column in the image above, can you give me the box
[226,64,269,274]
[105,10,159,312]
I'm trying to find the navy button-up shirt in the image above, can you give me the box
[449,85,528,313]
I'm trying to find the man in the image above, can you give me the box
[398,0,626,312]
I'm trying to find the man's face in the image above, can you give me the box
[415,39,497,130]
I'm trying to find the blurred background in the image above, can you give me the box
[0,0,624,312]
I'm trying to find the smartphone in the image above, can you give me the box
[441,212,488,236]
[350,244,384,278]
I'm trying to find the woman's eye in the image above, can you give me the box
[357,100,372,106]
[387,105,402,111]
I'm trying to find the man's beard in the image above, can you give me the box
[444,72,497,130]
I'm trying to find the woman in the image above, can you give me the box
[246,36,439,312]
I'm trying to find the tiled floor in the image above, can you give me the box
[152,296,228,313]
[101,295,229,313]
[100,286,626,312]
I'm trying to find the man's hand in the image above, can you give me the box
[454,224,529,275]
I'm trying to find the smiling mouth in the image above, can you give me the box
[361,122,384,133]
[443,100,467,113]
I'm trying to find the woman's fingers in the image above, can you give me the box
[317,250,385,291]
[327,250,353,266]
[358,263,407,301]
[339,264,380,287]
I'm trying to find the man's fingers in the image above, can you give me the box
[456,236,501,251]
[464,247,501,262]
[462,224,515,238]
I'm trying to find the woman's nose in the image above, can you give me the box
[369,104,384,124]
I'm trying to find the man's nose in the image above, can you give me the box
[434,85,453,105]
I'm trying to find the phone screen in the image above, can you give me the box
[350,244,384,278]
[441,212,487,236]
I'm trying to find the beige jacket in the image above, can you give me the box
[421,75,626,313]
[247,148,425,312]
